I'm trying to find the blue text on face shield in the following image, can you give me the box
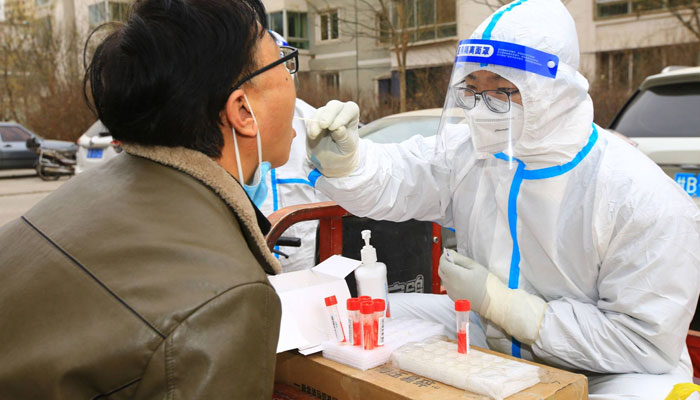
[455,39,559,79]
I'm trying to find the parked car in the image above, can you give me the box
[359,108,443,142]
[358,108,456,249]
[25,136,78,180]
[75,120,121,174]
[608,66,700,206]
[0,122,76,170]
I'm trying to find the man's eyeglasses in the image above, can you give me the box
[230,46,298,91]
[452,85,519,113]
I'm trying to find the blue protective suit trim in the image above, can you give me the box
[308,169,322,187]
[522,126,599,180]
[277,178,315,186]
[493,124,599,357]
[271,168,280,211]
[481,0,528,40]
[506,160,526,290]
[512,338,522,358]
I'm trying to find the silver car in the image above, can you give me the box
[608,66,700,206]
[359,108,443,142]
[358,108,456,250]
[0,122,76,170]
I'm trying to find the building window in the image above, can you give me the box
[269,11,284,35]
[320,10,339,41]
[321,72,339,90]
[267,11,309,49]
[596,43,699,89]
[110,1,130,21]
[35,0,50,7]
[596,0,674,19]
[88,2,105,26]
[88,1,129,27]
[384,0,456,44]
[287,12,309,49]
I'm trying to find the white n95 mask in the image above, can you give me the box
[467,100,524,158]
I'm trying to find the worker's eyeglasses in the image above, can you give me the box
[451,85,519,113]
[230,46,298,91]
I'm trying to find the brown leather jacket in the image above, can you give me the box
[0,144,282,399]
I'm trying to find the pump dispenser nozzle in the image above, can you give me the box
[360,230,377,264]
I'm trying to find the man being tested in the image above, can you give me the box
[304,0,700,398]
[0,0,297,397]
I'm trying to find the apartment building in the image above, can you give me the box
[263,0,699,104]
[576,0,699,90]
[4,0,697,102]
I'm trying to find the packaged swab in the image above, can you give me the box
[324,295,346,342]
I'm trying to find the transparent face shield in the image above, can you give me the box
[435,39,559,168]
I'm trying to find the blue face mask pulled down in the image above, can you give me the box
[233,94,271,208]
[242,161,271,207]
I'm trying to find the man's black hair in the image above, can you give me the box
[84,0,268,158]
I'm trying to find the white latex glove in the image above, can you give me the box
[439,249,489,312]
[306,100,360,178]
[438,249,547,345]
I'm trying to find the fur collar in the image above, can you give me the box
[121,143,281,275]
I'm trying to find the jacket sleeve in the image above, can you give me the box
[532,200,700,374]
[314,135,456,227]
[141,282,281,399]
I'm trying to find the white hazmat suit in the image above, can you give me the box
[305,0,700,397]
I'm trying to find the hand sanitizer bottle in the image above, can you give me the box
[354,230,390,317]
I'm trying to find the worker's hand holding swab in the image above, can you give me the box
[305,100,360,178]
[439,249,547,345]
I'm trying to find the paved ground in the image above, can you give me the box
[0,169,70,227]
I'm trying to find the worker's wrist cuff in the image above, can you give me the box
[483,274,547,345]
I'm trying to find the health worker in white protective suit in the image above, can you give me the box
[303,0,700,398]
[256,31,329,272]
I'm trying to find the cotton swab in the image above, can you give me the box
[293,116,321,123]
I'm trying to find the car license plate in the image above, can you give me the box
[87,148,103,159]
[675,172,699,197]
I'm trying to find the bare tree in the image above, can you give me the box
[307,0,455,113]
[0,0,94,140]
[635,0,700,44]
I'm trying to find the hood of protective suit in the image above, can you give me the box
[468,0,593,166]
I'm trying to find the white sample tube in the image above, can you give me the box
[324,295,346,342]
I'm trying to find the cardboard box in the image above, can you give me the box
[269,255,362,354]
[276,348,588,400]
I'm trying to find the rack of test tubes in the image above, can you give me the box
[321,295,445,371]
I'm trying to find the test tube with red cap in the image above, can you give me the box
[347,298,361,346]
[324,295,346,342]
[455,299,470,354]
[360,301,375,350]
[358,295,372,303]
[373,299,386,347]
